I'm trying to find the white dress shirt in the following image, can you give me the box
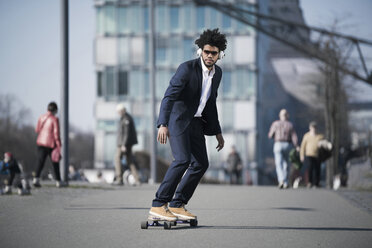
[194,57,215,117]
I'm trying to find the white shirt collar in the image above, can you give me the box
[200,57,215,76]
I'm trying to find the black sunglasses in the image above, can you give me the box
[203,50,219,56]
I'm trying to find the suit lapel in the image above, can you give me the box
[211,67,220,98]
[211,76,217,97]
[196,58,203,95]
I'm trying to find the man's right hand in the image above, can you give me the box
[157,126,169,144]
[121,145,127,152]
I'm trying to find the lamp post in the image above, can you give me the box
[60,0,69,184]
[149,0,157,183]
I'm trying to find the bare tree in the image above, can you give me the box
[317,22,354,188]
[0,94,94,177]
[300,19,354,188]
[68,125,94,169]
[0,94,37,174]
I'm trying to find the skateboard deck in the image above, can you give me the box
[141,215,198,229]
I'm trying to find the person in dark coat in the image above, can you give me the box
[226,146,243,184]
[148,29,227,221]
[113,104,139,186]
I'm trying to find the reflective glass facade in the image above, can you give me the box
[94,0,261,170]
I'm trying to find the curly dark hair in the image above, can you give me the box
[195,28,227,51]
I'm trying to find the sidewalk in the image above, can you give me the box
[1,183,371,248]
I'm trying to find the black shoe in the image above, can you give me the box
[32,178,41,188]
[111,180,124,186]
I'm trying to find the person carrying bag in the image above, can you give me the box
[33,102,64,188]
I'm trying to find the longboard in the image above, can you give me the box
[141,215,198,229]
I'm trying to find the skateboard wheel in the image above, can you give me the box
[141,221,148,229]
[190,219,198,227]
[164,221,172,229]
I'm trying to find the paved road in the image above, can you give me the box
[1,183,372,248]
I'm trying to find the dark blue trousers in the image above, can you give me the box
[152,118,209,207]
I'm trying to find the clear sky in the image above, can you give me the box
[0,0,95,131]
[0,0,371,132]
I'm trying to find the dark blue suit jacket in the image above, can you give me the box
[157,58,222,137]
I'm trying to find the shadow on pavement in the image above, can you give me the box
[172,225,372,231]
[194,207,315,211]
[64,207,148,211]
[271,207,315,211]
[64,206,315,212]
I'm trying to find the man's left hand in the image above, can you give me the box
[215,133,224,152]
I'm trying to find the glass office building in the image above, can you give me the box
[94,0,268,176]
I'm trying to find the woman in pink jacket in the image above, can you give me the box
[33,102,62,187]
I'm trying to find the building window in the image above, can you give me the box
[97,71,103,97]
[119,37,129,64]
[182,4,193,31]
[235,69,255,99]
[156,70,170,99]
[119,71,128,96]
[106,67,115,97]
[156,4,167,33]
[249,70,256,96]
[145,38,149,65]
[129,70,142,98]
[118,7,128,34]
[97,120,116,132]
[144,71,150,99]
[170,6,179,31]
[197,7,205,31]
[104,133,116,164]
[183,38,194,60]
[104,5,116,35]
[143,6,149,32]
[234,36,255,64]
[222,71,232,98]
[170,36,182,65]
[222,101,234,130]
[156,37,167,64]
[129,4,142,34]
[208,7,219,29]
[133,117,143,132]
[130,37,144,65]
[222,14,231,30]
[95,37,118,65]
[96,6,116,35]
[96,7,104,35]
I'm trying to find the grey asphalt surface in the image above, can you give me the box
[1,183,372,248]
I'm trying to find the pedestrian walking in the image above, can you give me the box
[268,109,299,189]
[300,121,324,188]
[226,145,243,184]
[148,29,227,222]
[113,104,140,186]
[289,148,305,188]
[33,102,63,188]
